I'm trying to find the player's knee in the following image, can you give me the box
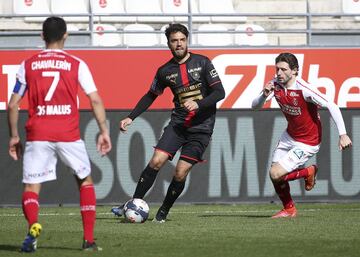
[149,157,166,170]
[269,168,283,182]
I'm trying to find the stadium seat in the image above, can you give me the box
[161,0,188,22]
[0,1,13,14]
[90,0,136,22]
[92,24,122,46]
[196,24,233,46]
[13,0,50,14]
[234,24,269,46]
[50,0,90,22]
[189,0,210,22]
[198,0,246,23]
[123,24,158,47]
[124,0,172,23]
[342,0,360,20]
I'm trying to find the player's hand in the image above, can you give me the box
[119,117,133,132]
[183,100,199,112]
[9,136,23,160]
[339,134,352,151]
[263,80,275,97]
[97,132,112,156]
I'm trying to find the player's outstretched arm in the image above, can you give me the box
[7,93,23,160]
[88,91,112,156]
[119,117,133,132]
[339,134,352,151]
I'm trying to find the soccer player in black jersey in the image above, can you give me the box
[111,23,225,222]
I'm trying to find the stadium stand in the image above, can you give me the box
[92,23,122,46]
[123,23,158,46]
[196,24,233,46]
[342,0,360,21]
[90,0,136,22]
[161,0,188,22]
[50,0,89,22]
[198,0,247,23]
[234,24,268,46]
[124,0,172,23]
[1,0,360,47]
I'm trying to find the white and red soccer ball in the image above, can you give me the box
[124,198,150,223]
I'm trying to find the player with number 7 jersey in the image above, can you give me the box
[14,49,96,142]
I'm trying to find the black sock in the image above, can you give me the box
[132,164,158,199]
[162,178,185,210]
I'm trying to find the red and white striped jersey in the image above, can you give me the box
[14,49,97,142]
[253,77,347,146]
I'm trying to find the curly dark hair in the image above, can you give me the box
[165,23,189,41]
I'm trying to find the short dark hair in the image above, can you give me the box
[42,16,67,44]
[275,52,299,75]
[165,23,189,41]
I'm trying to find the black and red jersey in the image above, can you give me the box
[150,53,223,133]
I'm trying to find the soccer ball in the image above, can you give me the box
[124,198,150,223]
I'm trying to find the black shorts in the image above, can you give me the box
[155,124,211,165]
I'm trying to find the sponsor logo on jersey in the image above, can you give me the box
[278,103,301,116]
[209,68,218,78]
[37,105,72,116]
[289,91,300,97]
[31,59,72,71]
[166,73,178,84]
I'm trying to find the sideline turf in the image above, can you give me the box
[0,203,359,257]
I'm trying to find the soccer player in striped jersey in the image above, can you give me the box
[252,52,352,218]
[7,17,111,251]
[111,23,225,223]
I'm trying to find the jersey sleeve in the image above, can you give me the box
[204,57,222,87]
[78,60,97,95]
[13,61,27,97]
[302,82,347,135]
[149,69,166,95]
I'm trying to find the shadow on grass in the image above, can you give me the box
[198,214,270,218]
[0,244,21,252]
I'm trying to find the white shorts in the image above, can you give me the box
[23,140,91,184]
[272,131,320,172]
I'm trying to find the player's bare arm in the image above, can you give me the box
[7,93,23,160]
[88,91,112,155]
[119,117,133,132]
[183,99,199,112]
[339,134,352,151]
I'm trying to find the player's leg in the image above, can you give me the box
[112,124,184,216]
[153,131,210,223]
[269,162,297,218]
[57,140,101,251]
[21,141,57,252]
[153,159,192,223]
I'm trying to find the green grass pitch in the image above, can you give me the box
[0,203,359,257]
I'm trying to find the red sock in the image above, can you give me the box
[273,181,294,209]
[283,167,310,182]
[80,184,96,243]
[22,191,39,227]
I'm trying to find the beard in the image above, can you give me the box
[171,46,188,61]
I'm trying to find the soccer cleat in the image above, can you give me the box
[152,206,169,223]
[111,204,124,217]
[82,240,103,251]
[304,165,318,191]
[20,223,42,253]
[271,206,297,219]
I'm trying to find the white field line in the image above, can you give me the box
[0,208,360,217]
